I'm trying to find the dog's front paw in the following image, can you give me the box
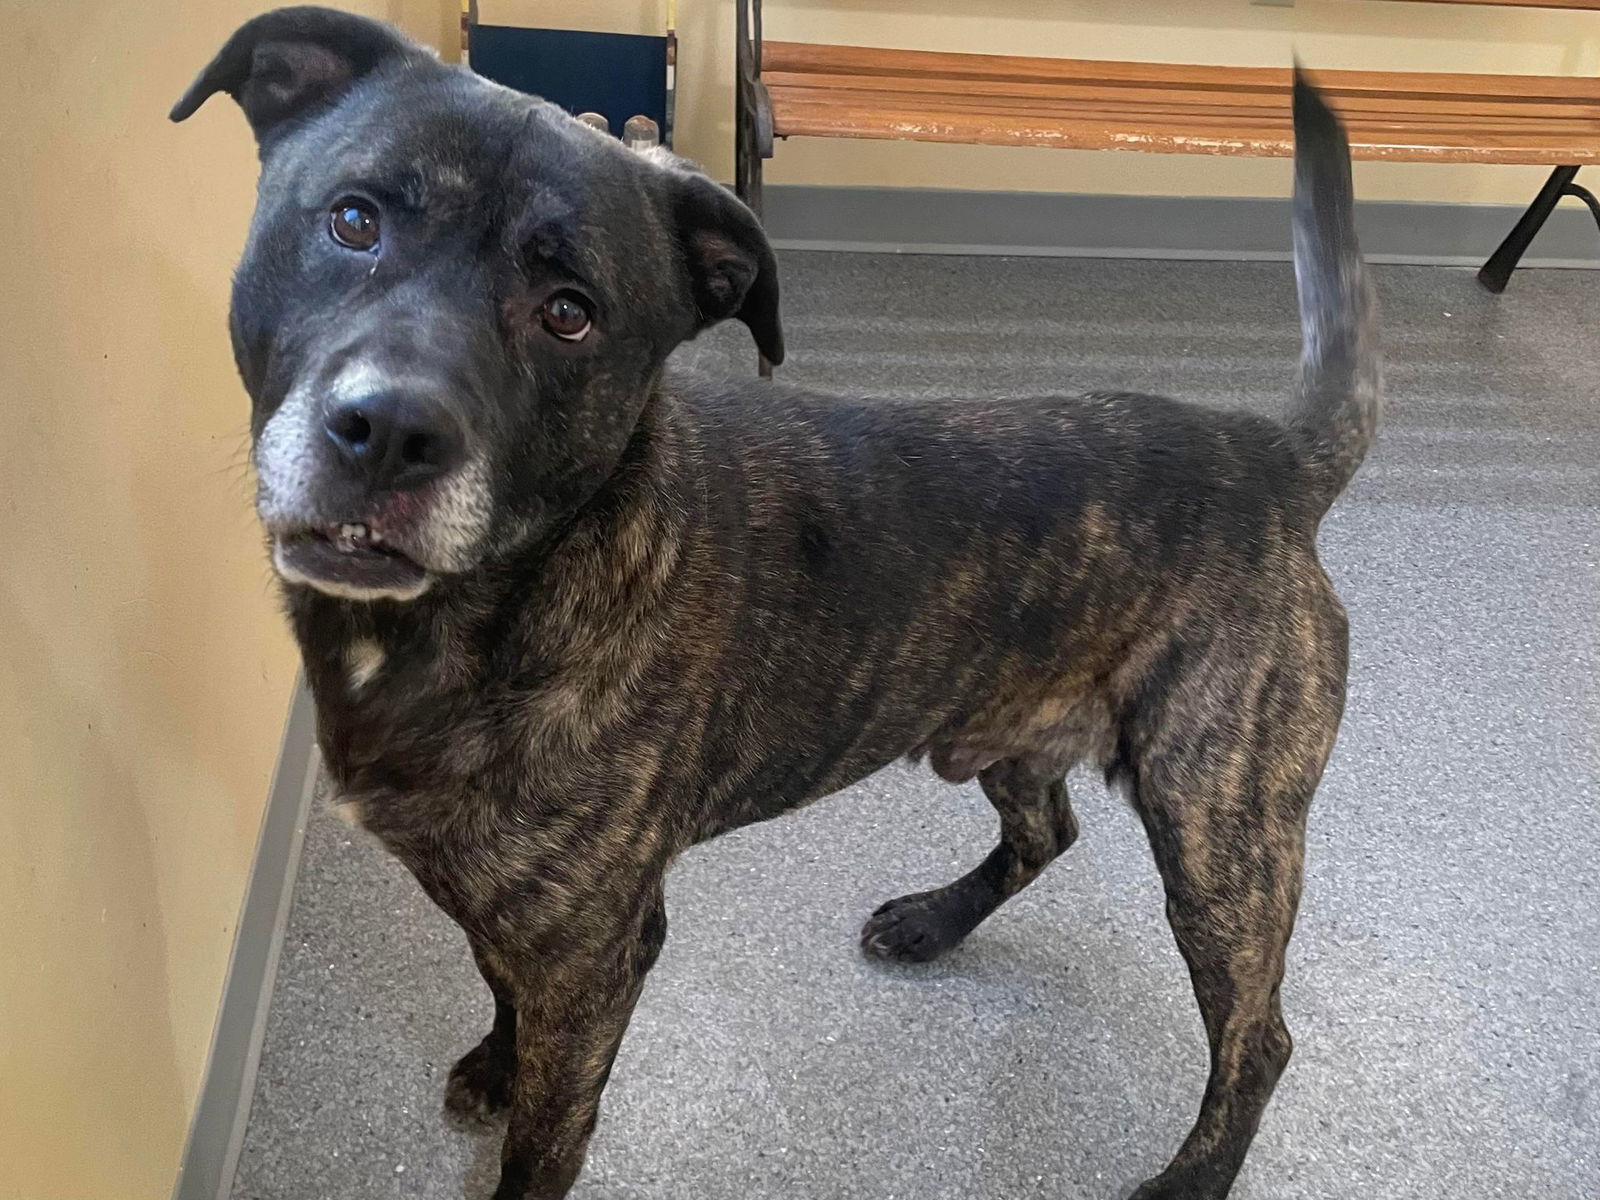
[445,1035,513,1123]
[860,890,972,963]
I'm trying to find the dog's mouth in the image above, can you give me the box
[273,522,431,599]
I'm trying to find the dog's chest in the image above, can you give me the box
[314,686,552,923]
[310,640,505,814]
[310,631,670,841]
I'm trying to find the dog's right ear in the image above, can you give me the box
[169,6,422,146]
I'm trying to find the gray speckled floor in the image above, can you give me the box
[231,254,1599,1200]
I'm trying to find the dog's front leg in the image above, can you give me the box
[445,939,520,1121]
[489,883,668,1200]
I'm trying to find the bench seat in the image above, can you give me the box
[761,42,1600,166]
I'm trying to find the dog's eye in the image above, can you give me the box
[329,200,379,251]
[541,291,593,341]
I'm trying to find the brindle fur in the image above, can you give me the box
[175,11,1378,1199]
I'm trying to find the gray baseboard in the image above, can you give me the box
[763,184,1600,267]
[172,678,320,1200]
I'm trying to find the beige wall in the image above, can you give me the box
[0,4,449,1199]
[489,0,1600,204]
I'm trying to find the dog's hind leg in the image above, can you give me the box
[1127,767,1308,1200]
[861,757,1078,963]
[1125,648,1339,1200]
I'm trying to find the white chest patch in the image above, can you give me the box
[346,638,385,690]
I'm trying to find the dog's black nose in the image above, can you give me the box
[323,392,463,492]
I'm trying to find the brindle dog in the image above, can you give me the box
[173,9,1378,1198]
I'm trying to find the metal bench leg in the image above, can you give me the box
[1566,179,1600,230]
[735,0,751,204]
[1478,165,1586,294]
[734,1,771,212]
[735,1,776,376]
[752,149,773,378]
[748,145,773,378]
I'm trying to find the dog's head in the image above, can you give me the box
[173,6,781,602]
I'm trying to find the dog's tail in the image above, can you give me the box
[1286,68,1380,515]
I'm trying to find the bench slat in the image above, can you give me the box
[762,43,1600,164]
[762,70,1600,123]
[772,100,1600,164]
[784,100,1599,143]
[764,72,1600,126]
[764,43,1600,102]
[772,89,1600,136]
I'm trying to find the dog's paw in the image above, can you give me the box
[859,891,970,963]
[444,1036,513,1124]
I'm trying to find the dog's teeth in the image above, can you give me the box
[334,522,368,553]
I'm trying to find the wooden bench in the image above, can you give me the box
[734,0,1600,293]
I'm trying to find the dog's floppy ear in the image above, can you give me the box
[169,6,422,145]
[664,167,785,365]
